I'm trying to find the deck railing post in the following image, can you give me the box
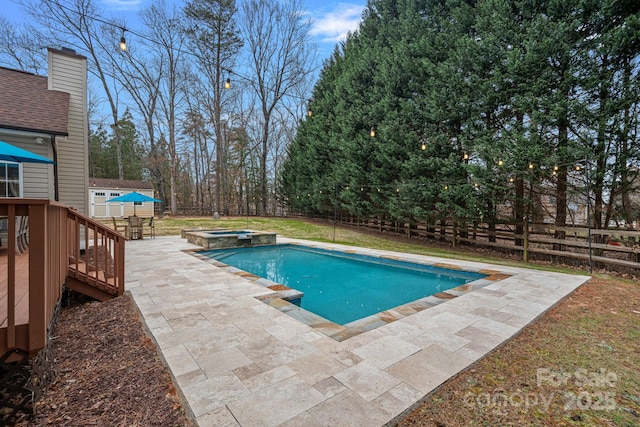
[28,203,47,353]
[7,204,16,349]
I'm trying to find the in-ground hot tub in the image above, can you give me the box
[181,228,277,249]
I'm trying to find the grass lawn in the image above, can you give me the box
[142,216,640,426]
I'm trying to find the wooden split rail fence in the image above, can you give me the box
[302,214,640,272]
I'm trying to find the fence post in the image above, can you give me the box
[452,221,457,248]
[523,216,529,263]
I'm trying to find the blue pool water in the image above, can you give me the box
[201,245,485,325]
[207,230,251,235]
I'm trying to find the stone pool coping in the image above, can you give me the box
[189,242,514,342]
[125,235,591,427]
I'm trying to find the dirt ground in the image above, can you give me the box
[398,276,640,426]
[13,254,640,426]
[18,294,190,426]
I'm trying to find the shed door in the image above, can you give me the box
[91,190,124,218]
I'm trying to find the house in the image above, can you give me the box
[0,48,124,361]
[0,48,88,212]
[89,178,156,218]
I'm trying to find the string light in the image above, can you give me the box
[370,127,376,138]
[285,159,593,205]
[119,28,127,51]
[498,159,504,166]
[463,152,469,160]
[48,2,315,103]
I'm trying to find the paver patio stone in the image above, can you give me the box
[278,411,323,427]
[125,236,589,426]
[162,343,200,377]
[306,390,388,427]
[333,361,402,402]
[181,371,249,417]
[352,335,421,368]
[286,351,349,385]
[240,365,297,392]
[195,405,240,427]
[226,376,326,427]
[197,346,253,377]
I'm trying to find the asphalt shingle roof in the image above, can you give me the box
[89,178,154,190]
[0,66,70,135]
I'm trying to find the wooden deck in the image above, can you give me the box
[0,199,126,356]
[0,248,29,328]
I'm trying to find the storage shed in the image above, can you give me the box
[89,178,157,218]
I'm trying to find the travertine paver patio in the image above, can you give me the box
[125,235,590,427]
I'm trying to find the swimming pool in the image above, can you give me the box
[200,245,486,325]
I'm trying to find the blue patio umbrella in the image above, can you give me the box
[0,140,55,164]
[106,191,162,216]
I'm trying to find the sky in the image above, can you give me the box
[2,0,366,63]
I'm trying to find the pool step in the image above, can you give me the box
[266,284,304,304]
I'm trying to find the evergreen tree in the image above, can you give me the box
[281,0,640,231]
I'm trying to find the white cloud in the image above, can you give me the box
[101,0,143,11]
[309,3,364,43]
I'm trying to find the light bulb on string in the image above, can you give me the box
[119,28,127,51]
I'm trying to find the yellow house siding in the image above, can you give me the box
[0,134,55,199]
[48,49,89,214]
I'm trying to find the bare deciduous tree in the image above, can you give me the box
[21,0,129,179]
[0,16,47,73]
[240,0,316,215]
[182,0,243,215]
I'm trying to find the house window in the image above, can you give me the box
[95,191,106,197]
[0,162,22,197]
